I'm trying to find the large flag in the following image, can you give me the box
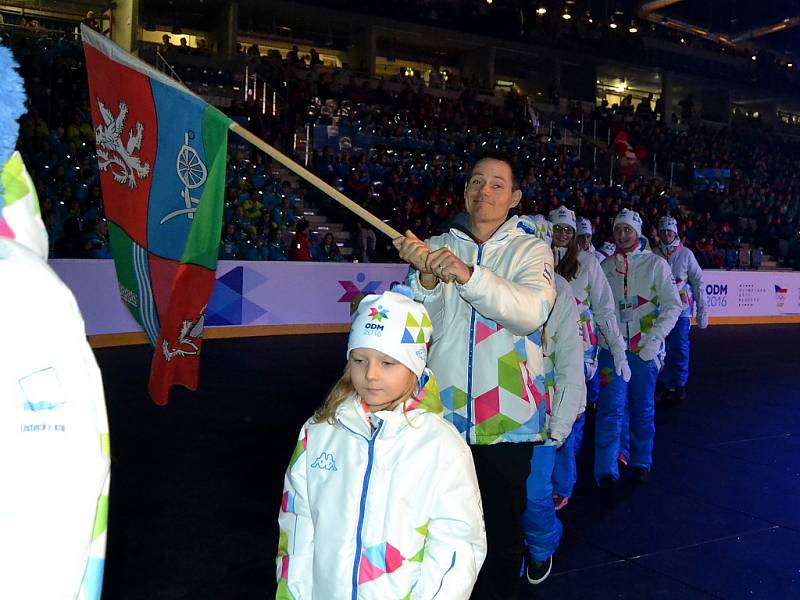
[81,25,231,405]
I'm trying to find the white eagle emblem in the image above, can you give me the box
[161,306,206,362]
[95,98,151,189]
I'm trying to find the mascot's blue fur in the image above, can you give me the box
[0,43,27,207]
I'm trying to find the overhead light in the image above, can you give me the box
[536,5,547,16]
[486,0,492,4]
[628,20,638,33]
[680,37,686,43]
[609,19,618,29]
[751,54,757,61]
[788,63,794,68]
[562,7,571,20]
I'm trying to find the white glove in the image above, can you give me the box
[637,334,663,362]
[697,306,709,329]
[612,350,632,382]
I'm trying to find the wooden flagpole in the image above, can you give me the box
[229,122,402,240]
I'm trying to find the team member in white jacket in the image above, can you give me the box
[394,156,555,600]
[0,42,110,600]
[576,216,601,263]
[546,207,630,508]
[596,209,682,485]
[276,289,486,600]
[517,216,585,585]
[653,216,709,403]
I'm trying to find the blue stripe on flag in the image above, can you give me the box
[146,78,210,261]
[133,241,160,344]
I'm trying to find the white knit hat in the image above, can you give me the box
[613,209,643,237]
[658,216,678,234]
[576,216,593,236]
[347,287,432,378]
[548,206,577,231]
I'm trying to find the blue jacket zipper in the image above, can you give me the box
[351,419,384,599]
[466,244,484,444]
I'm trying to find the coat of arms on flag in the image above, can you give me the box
[81,24,231,405]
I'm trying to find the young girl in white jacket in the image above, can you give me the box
[276,287,487,600]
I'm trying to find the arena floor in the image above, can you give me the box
[96,325,800,599]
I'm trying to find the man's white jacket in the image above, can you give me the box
[408,217,556,445]
[0,238,110,600]
[277,371,486,599]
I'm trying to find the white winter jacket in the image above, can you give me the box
[653,244,706,319]
[276,370,486,600]
[407,217,556,445]
[600,246,683,354]
[562,250,627,380]
[0,238,110,600]
[543,274,587,442]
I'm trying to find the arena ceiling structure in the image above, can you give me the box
[139,0,800,57]
[639,0,800,57]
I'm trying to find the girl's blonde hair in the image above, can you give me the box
[314,359,419,425]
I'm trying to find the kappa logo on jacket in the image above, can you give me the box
[310,452,338,471]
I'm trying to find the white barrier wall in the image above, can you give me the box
[50,260,800,339]
[51,260,409,336]
[703,270,800,317]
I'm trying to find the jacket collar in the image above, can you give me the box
[616,236,651,259]
[336,369,443,440]
[450,215,523,246]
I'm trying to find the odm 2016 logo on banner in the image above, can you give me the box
[705,283,727,308]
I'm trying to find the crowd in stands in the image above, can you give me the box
[8,22,800,270]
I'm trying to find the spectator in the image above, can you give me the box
[352,221,376,262]
[266,228,288,261]
[315,232,342,262]
[289,218,312,261]
[219,223,242,260]
[85,218,111,258]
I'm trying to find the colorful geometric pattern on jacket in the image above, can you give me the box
[358,522,428,588]
[289,426,308,468]
[625,284,662,354]
[405,371,442,414]
[575,285,600,379]
[77,431,110,600]
[276,528,296,600]
[440,314,548,444]
[675,276,694,310]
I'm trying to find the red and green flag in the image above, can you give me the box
[82,25,231,405]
